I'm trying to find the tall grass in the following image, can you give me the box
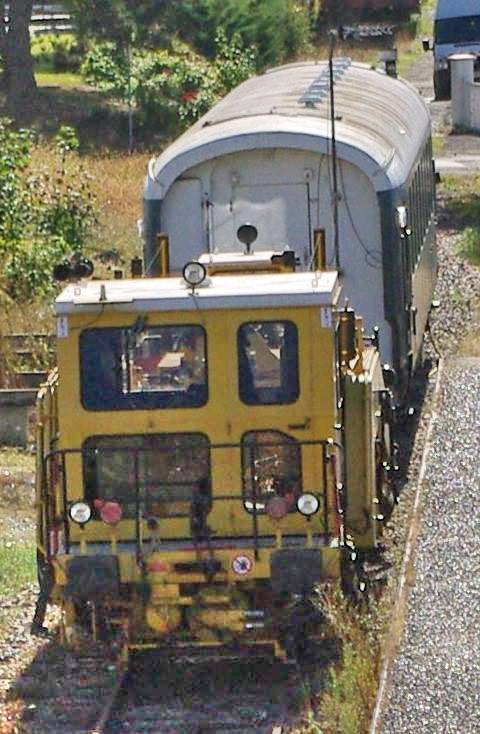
[455,227,480,265]
[28,145,150,263]
[35,72,85,89]
[439,175,480,266]
[313,589,379,734]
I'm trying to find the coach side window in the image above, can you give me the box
[237,321,299,405]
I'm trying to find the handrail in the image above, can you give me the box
[42,438,340,562]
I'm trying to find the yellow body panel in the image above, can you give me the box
[55,307,336,541]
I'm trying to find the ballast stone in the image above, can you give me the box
[382,360,480,733]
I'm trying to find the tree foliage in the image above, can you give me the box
[82,31,256,131]
[64,0,168,45]
[66,0,310,70]
[164,0,311,69]
[0,121,96,302]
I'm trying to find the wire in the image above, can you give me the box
[338,163,383,269]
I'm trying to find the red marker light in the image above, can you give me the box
[265,495,289,520]
[96,500,122,525]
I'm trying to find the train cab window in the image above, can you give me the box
[241,430,302,513]
[80,325,207,410]
[238,321,299,405]
[83,433,211,518]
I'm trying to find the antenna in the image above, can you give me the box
[329,30,341,270]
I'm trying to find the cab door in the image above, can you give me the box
[207,308,335,539]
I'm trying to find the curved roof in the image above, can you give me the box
[146,60,430,198]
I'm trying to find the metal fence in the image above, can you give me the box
[4,3,72,34]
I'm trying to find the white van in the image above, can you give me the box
[429,0,480,99]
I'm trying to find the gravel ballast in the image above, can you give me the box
[381,359,480,733]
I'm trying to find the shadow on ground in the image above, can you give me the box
[6,637,118,733]
[0,86,148,152]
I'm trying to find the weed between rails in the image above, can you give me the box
[288,587,384,734]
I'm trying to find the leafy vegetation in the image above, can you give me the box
[165,0,311,69]
[0,121,96,302]
[82,30,256,132]
[65,0,169,45]
[31,33,82,73]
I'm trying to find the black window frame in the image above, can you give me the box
[80,324,208,411]
[237,319,300,406]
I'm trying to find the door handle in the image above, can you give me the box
[288,417,311,430]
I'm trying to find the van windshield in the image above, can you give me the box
[435,16,480,45]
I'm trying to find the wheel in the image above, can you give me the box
[434,69,450,100]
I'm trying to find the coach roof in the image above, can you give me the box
[147,59,430,198]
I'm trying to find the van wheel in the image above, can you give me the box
[434,70,450,100]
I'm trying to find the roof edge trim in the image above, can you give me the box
[147,131,393,200]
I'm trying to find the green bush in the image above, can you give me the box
[0,121,96,302]
[82,32,256,132]
[31,33,82,72]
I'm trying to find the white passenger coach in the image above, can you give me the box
[144,59,437,391]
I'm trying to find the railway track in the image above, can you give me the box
[89,653,309,734]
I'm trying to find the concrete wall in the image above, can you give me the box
[450,54,480,132]
[0,390,37,446]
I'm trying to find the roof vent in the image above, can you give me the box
[299,58,352,107]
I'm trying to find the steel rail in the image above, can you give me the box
[89,661,128,734]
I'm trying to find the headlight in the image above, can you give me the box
[182,261,207,287]
[296,493,319,516]
[69,501,92,524]
[437,59,448,71]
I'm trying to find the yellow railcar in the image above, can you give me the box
[36,250,396,660]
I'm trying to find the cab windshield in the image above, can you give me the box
[80,324,207,410]
[83,433,211,518]
[435,16,480,45]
